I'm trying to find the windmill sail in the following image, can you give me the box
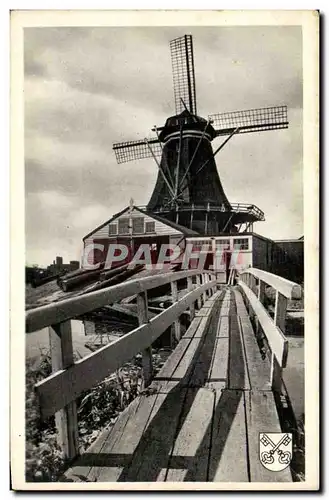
[170,35,197,115]
[113,138,161,164]
[209,105,288,136]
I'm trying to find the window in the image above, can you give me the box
[109,224,117,235]
[189,239,212,251]
[145,221,155,233]
[233,238,249,250]
[118,218,130,235]
[132,217,144,234]
[215,238,230,250]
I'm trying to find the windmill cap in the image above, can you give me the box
[159,111,216,142]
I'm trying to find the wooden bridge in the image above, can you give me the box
[25,267,302,483]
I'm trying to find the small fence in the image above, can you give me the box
[238,267,302,391]
[25,270,217,460]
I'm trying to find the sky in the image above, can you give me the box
[24,26,303,267]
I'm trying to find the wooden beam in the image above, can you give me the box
[196,274,202,309]
[239,268,302,299]
[271,291,288,392]
[35,280,214,419]
[171,280,181,341]
[49,321,78,460]
[187,276,195,321]
[274,290,288,334]
[137,291,153,387]
[26,269,203,333]
[238,281,288,368]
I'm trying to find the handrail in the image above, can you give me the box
[26,269,218,460]
[237,267,302,394]
[26,269,208,333]
[239,267,302,299]
[136,203,265,220]
[35,282,214,420]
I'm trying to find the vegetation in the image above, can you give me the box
[25,347,169,482]
[25,349,144,482]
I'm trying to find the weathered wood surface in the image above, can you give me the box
[64,287,292,483]
[239,268,302,299]
[35,280,215,419]
[238,281,288,368]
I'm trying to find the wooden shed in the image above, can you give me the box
[82,205,199,267]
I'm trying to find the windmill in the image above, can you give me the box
[113,35,289,235]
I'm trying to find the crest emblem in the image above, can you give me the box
[259,433,293,472]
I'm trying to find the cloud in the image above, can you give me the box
[24,26,303,266]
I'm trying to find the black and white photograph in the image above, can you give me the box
[10,10,319,490]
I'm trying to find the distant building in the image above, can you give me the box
[47,256,80,275]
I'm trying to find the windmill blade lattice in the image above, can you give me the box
[170,35,197,115]
[113,138,161,164]
[209,105,288,136]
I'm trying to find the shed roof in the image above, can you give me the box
[83,206,199,241]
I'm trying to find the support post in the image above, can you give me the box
[171,280,181,341]
[271,291,288,392]
[137,291,153,387]
[211,273,217,294]
[274,291,287,333]
[49,321,78,460]
[187,276,195,321]
[208,273,213,296]
[202,273,208,303]
[196,274,202,309]
[258,279,266,304]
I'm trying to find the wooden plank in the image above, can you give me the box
[234,290,271,391]
[239,281,288,368]
[208,389,249,481]
[151,312,210,390]
[239,268,302,299]
[181,316,202,338]
[64,396,141,482]
[104,388,187,482]
[207,338,229,390]
[216,316,229,338]
[167,336,206,390]
[124,389,188,481]
[49,321,78,460]
[151,338,192,392]
[35,283,212,418]
[245,390,292,482]
[165,388,214,481]
[228,296,250,390]
[95,392,161,482]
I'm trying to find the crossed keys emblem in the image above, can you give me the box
[259,433,293,472]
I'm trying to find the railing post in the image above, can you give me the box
[202,273,207,303]
[212,273,217,294]
[187,276,195,320]
[258,279,265,304]
[208,274,213,296]
[274,291,287,333]
[196,274,202,309]
[171,280,181,341]
[271,291,288,392]
[49,320,78,460]
[137,291,153,387]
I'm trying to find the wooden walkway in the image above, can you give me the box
[64,287,292,483]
